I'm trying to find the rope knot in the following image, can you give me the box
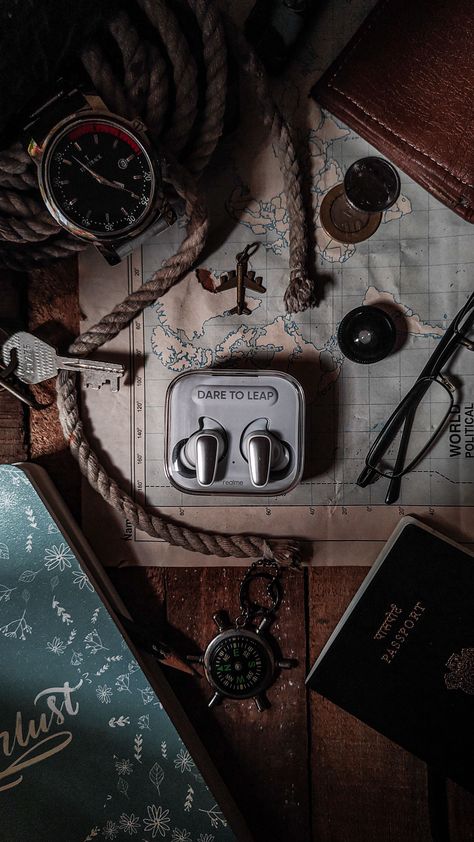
[26,0,315,562]
[284,272,315,313]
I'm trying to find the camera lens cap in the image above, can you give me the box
[337,306,397,364]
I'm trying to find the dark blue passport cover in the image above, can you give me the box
[307,517,474,792]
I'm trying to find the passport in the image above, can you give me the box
[0,463,248,841]
[307,517,474,792]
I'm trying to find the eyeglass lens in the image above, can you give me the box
[367,378,454,478]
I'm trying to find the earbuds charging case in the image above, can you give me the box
[164,369,305,496]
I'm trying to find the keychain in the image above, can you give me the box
[0,327,124,409]
[188,559,295,711]
[215,243,266,316]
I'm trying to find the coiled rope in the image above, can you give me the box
[2,0,313,562]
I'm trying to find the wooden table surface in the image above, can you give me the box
[1,265,474,842]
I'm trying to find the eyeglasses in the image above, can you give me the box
[357,292,474,504]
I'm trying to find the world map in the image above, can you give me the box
[78,0,474,569]
[141,80,474,508]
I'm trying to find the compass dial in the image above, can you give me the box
[42,117,156,238]
[207,632,272,699]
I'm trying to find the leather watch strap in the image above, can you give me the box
[23,81,90,146]
[22,75,177,262]
[100,196,181,265]
[114,212,176,261]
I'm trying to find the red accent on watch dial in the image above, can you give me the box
[67,122,140,153]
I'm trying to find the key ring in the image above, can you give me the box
[0,336,51,410]
[237,561,283,625]
[236,242,259,264]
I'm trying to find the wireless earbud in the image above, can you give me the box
[166,371,304,495]
[241,419,290,488]
[179,418,227,487]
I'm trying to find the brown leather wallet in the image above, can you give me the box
[312,0,474,222]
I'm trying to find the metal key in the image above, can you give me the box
[1,331,125,392]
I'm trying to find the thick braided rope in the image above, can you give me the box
[0,191,60,242]
[81,41,134,120]
[0,0,314,313]
[137,0,199,155]
[108,11,169,135]
[0,143,38,190]
[184,0,228,178]
[58,370,298,563]
[2,0,311,561]
[224,19,314,312]
[0,235,85,271]
[69,162,207,352]
[56,164,299,563]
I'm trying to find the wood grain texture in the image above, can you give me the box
[309,567,474,842]
[26,259,81,515]
[0,270,27,463]
[448,781,474,842]
[112,565,310,842]
[4,255,474,840]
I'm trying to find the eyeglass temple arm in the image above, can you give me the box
[357,296,473,490]
[357,464,377,487]
[384,301,474,499]
[356,403,416,492]
[384,403,417,504]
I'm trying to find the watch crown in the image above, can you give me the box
[27,138,43,162]
[131,118,146,134]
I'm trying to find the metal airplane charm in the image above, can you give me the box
[216,243,266,315]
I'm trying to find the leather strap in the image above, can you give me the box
[22,75,176,262]
[114,209,179,261]
[23,79,91,145]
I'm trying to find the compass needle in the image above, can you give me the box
[187,559,297,711]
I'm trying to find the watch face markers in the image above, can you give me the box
[118,153,135,170]
[46,118,155,237]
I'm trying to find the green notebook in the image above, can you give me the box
[0,463,249,841]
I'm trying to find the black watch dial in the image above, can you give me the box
[43,118,156,238]
[207,632,272,699]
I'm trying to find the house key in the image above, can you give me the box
[1,331,125,391]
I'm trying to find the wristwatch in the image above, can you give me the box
[24,80,176,265]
